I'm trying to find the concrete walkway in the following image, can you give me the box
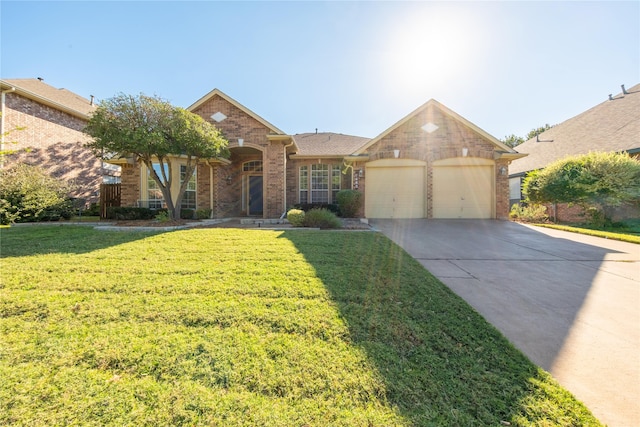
[372,219,639,427]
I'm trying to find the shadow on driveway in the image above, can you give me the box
[372,219,640,427]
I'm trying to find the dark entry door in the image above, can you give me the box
[248,176,263,215]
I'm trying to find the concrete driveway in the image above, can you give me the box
[372,219,639,427]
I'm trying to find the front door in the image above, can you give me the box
[248,176,263,215]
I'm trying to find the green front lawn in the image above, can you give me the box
[532,222,640,244]
[0,226,601,426]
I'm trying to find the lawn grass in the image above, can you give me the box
[0,226,601,426]
[532,223,640,244]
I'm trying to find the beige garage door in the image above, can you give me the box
[433,160,494,219]
[365,159,425,218]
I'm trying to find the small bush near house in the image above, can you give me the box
[336,189,363,218]
[294,203,339,214]
[509,203,548,223]
[303,208,341,229]
[155,210,171,222]
[287,209,305,227]
[84,203,100,216]
[0,164,73,224]
[195,208,212,219]
[180,209,195,220]
[106,207,158,220]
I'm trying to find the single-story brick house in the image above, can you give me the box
[0,78,120,204]
[509,83,640,221]
[109,88,526,219]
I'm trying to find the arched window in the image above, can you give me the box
[243,161,263,172]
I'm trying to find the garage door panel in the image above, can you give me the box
[366,165,424,218]
[433,166,493,219]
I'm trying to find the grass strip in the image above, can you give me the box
[532,223,640,244]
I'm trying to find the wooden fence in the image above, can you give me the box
[100,183,121,219]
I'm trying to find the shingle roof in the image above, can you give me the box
[291,132,370,157]
[510,83,640,176]
[0,78,96,118]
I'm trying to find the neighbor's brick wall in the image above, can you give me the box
[3,93,109,203]
[544,202,640,223]
[362,103,507,219]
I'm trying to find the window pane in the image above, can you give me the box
[180,165,196,209]
[148,163,168,208]
[243,161,263,172]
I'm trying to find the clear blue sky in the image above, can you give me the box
[2,1,638,141]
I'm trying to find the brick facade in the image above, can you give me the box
[117,92,515,220]
[2,93,109,204]
[358,102,511,219]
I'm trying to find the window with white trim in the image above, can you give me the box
[299,164,341,204]
[180,165,196,209]
[147,163,168,209]
[243,160,263,172]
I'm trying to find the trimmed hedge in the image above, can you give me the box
[287,209,305,227]
[106,207,164,220]
[294,203,339,214]
[303,208,341,229]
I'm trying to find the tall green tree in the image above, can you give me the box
[525,124,552,140]
[84,94,229,220]
[501,134,525,148]
[523,151,640,223]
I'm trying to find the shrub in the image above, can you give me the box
[287,209,305,227]
[195,208,212,220]
[84,202,100,216]
[336,190,363,218]
[509,203,548,223]
[294,203,339,214]
[155,210,171,222]
[180,209,195,220]
[106,207,157,220]
[0,164,73,224]
[303,208,341,229]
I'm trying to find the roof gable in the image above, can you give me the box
[510,83,640,175]
[187,88,285,135]
[1,78,95,118]
[355,98,515,155]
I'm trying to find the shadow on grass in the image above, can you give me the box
[280,230,598,425]
[0,225,161,257]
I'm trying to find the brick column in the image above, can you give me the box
[265,142,285,218]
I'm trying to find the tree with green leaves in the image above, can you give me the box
[502,124,553,148]
[84,93,229,220]
[525,124,552,141]
[523,151,640,224]
[501,134,525,148]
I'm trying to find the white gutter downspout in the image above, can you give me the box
[282,139,295,218]
[0,86,16,169]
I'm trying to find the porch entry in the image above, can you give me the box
[248,175,263,215]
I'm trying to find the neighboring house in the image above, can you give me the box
[109,88,526,220]
[0,78,120,205]
[509,83,640,209]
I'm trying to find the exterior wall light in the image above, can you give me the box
[226,175,232,185]
[499,166,507,176]
[393,149,400,158]
[462,148,468,157]
[238,138,244,147]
